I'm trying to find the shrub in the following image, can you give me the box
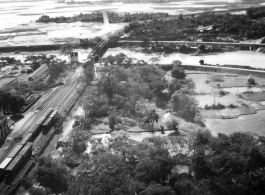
[219,89,230,96]
[166,118,179,130]
[171,66,186,80]
[194,114,206,127]
[199,60,204,65]
[73,140,87,154]
[227,104,238,108]
[109,115,118,131]
[204,104,210,110]
[248,75,256,85]
[160,64,173,71]
[204,103,225,110]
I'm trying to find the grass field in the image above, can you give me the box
[241,91,265,101]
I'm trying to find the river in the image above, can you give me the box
[104,47,265,69]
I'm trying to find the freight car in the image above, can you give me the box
[0,107,58,181]
[42,109,58,134]
[27,108,55,138]
[1,142,33,179]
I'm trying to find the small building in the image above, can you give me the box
[197,25,213,33]
[28,64,48,81]
[70,52,79,63]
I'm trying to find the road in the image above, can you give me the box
[0,66,84,164]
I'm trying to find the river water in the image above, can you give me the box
[105,47,265,69]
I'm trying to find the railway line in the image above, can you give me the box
[0,65,84,187]
[0,25,123,193]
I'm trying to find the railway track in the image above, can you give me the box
[0,67,83,164]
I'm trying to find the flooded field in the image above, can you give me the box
[188,72,265,136]
[205,110,265,136]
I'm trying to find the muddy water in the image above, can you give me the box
[105,48,265,69]
[205,110,265,136]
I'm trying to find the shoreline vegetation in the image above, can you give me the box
[37,12,169,23]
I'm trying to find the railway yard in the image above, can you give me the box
[0,65,86,193]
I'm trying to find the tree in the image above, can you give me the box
[47,59,67,82]
[60,43,78,57]
[171,60,182,66]
[67,152,131,195]
[144,109,159,131]
[171,66,186,80]
[139,182,177,195]
[80,89,109,119]
[198,44,206,51]
[83,65,95,85]
[34,156,69,194]
[9,95,25,113]
[199,60,204,65]
[0,90,25,114]
[109,114,118,132]
[141,36,151,51]
[25,55,56,71]
[248,75,256,85]
[149,57,160,65]
[71,131,88,154]
[170,92,199,122]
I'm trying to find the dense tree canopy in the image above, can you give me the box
[28,131,265,195]
[0,90,25,113]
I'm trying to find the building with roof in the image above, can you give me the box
[28,64,48,81]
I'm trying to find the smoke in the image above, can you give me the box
[102,11,110,29]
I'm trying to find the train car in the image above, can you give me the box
[43,108,54,117]
[7,144,23,159]
[28,124,41,138]
[48,109,58,121]
[36,115,48,126]
[5,155,23,176]
[0,158,12,173]
[20,133,33,146]
[18,142,32,158]
[42,118,53,134]
[42,109,58,134]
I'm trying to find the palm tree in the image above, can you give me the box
[144,109,159,131]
